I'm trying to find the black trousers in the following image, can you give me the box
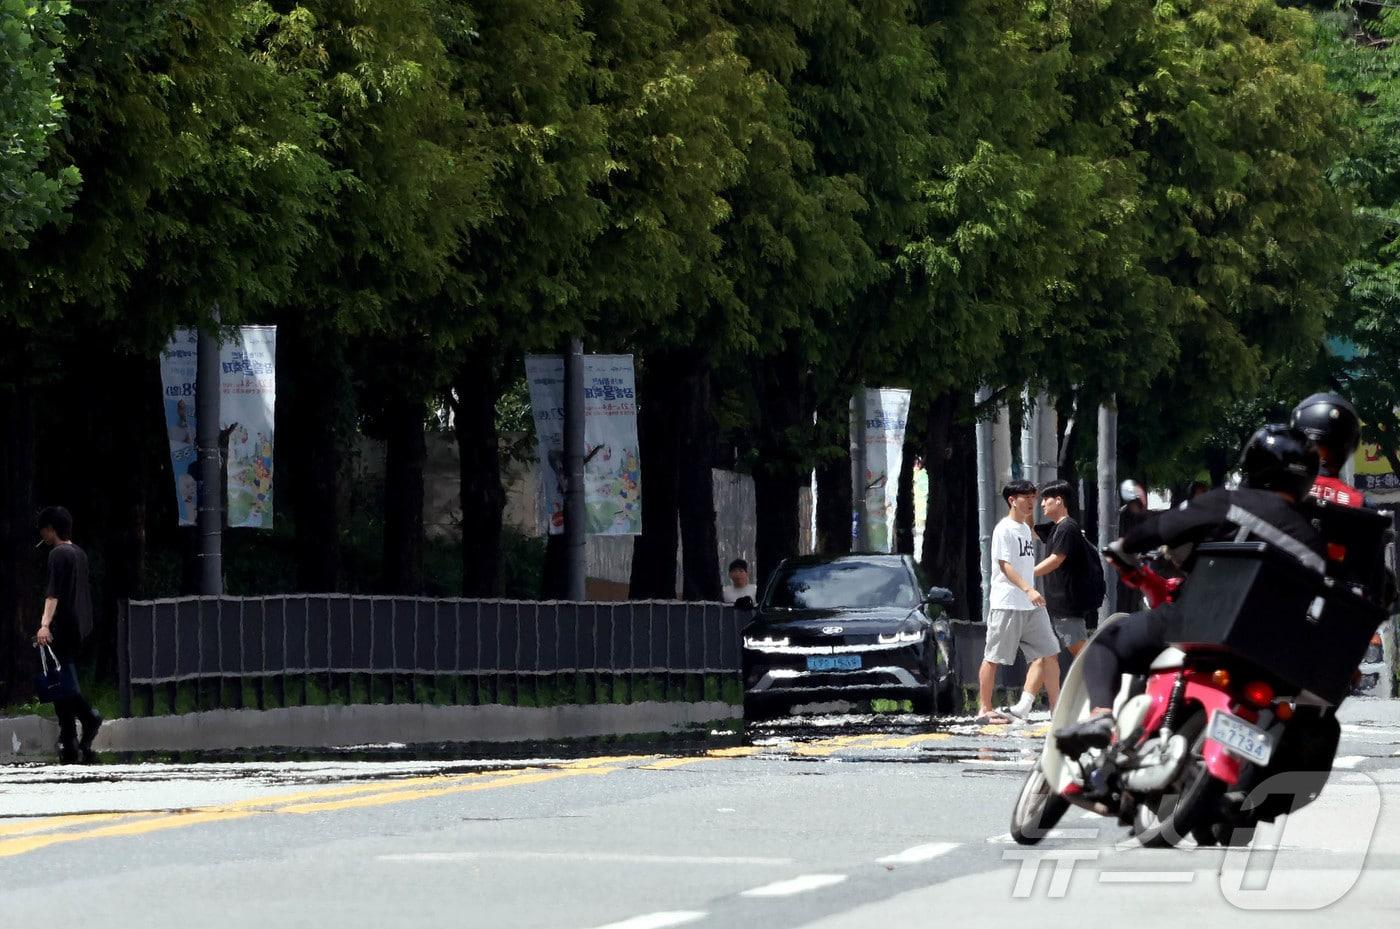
[1080,604,1178,709]
[54,653,99,747]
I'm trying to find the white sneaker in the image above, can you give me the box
[1003,697,1034,720]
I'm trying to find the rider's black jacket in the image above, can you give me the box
[1120,487,1326,569]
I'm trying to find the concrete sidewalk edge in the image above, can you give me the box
[0,701,741,760]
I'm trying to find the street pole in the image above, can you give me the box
[196,319,223,596]
[563,338,587,601]
[975,387,996,621]
[851,389,868,551]
[1097,400,1118,621]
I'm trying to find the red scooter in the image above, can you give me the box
[1011,538,1377,848]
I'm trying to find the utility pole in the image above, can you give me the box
[1097,400,1118,621]
[196,318,223,596]
[851,389,869,551]
[975,387,997,621]
[563,338,587,601]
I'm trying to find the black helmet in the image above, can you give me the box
[1290,392,1361,462]
[1239,424,1319,499]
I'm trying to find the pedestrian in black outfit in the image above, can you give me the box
[34,506,102,764]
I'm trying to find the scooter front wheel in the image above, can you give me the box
[1011,763,1070,845]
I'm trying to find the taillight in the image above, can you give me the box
[1275,702,1295,721]
[1211,669,1232,688]
[1241,681,1275,708]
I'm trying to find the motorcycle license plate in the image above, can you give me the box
[1208,711,1275,766]
[807,655,862,672]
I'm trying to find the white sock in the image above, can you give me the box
[1012,693,1034,714]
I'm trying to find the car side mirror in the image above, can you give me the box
[733,595,755,610]
[924,586,955,607]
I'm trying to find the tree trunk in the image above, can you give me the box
[382,394,427,594]
[676,355,721,601]
[285,327,345,591]
[629,358,680,599]
[752,346,808,590]
[1205,447,1229,489]
[0,382,37,705]
[454,353,506,597]
[814,393,851,555]
[920,392,981,618]
[894,436,917,555]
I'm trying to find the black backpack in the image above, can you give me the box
[1068,528,1106,613]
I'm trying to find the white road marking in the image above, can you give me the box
[585,912,707,929]
[1333,756,1367,769]
[380,851,794,866]
[876,842,959,865]
[1099,872,1195,884]
[740,874,847,897]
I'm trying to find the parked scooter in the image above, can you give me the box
[1011,521,1387,849]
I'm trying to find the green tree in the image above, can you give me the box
[0,0,77,250]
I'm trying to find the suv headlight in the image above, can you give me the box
[743,635,791,650]
[877,628,924,645]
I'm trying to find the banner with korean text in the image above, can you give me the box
[159,327,277,528]
[525,354,642,536]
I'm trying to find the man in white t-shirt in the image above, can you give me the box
[721,558,757,605]
[977,480,1061,724]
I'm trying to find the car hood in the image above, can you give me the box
[746,607,919,635]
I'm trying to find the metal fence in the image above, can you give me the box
[118,595,745,716]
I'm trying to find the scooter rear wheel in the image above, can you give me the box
[1011,763,1070,845]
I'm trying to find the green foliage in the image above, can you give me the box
[1312,5,1400,466]
[0,0,78,250]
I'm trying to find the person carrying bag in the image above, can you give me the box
[34,506,103,764]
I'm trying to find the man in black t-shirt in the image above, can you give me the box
[1033,481,1094,658]
[35,506,101,764]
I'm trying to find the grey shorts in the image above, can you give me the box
[985,606,1060,665]
[1051,613,1089,648]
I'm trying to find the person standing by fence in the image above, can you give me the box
[34,506,102,763]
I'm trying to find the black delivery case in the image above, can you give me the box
[1169,542,1386,705]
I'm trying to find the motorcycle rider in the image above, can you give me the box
[1055,424,1326,755]
[1291,392,1364,508]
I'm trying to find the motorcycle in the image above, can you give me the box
[1010,532,1382,849]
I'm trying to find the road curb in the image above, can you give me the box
[0,701,740,760]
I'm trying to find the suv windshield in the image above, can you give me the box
[764,560,917,610]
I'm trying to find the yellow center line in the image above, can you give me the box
[868,732,953,750]
[0,759,644,859]
[640,746,761,770]
[0,810,255,858]
[273,766,620,815]
[0,811,162,838]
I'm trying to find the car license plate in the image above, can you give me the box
[1208,711,1275,766]
[807,655,862,672]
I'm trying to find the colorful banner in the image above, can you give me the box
[159,327,276,529]
[159,330,200,525]
[525,354,642,536]
[854,387,912,553]
[222,327,277,528]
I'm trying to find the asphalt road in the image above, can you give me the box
[2,702,1399,928]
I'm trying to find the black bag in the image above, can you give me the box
[1068,529,1106,613]
[32,645,80,703]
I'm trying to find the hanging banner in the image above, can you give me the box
[853,387,912,553]
[525,354,642,536]
[159,327,277,529]
[221,326,277,529]
[159,330,200,526]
